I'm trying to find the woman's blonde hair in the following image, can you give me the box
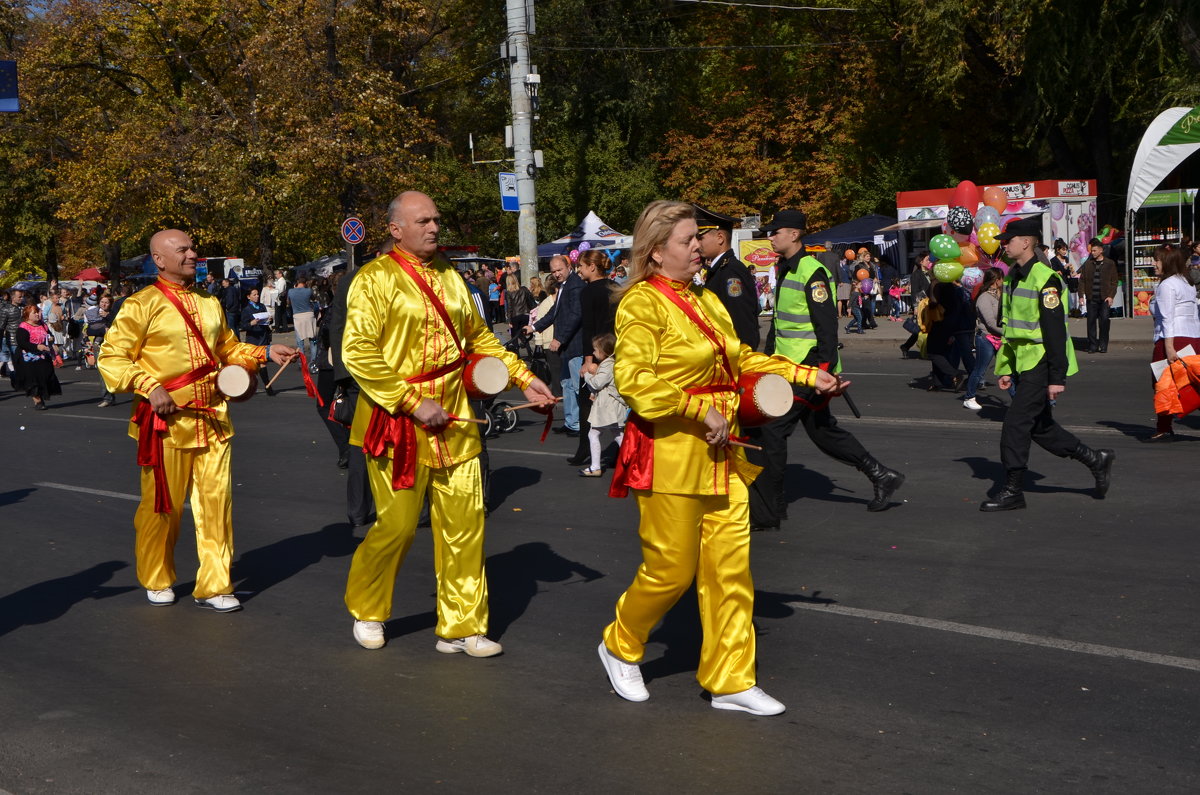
[505,273,519,291]
[619,200,695,295]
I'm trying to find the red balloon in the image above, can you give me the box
[952,180,980,212]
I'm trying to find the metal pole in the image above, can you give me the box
[506,0,538,286]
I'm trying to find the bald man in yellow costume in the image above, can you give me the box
[100,229,296,612]
[342,191,554,654]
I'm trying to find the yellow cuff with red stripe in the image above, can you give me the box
[676,392,713,423]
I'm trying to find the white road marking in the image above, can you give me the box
[842,415,1126,436]
[489,446,574,458]
[44,412,128,422]
[35,481,140,502]
[787,602,1200,672]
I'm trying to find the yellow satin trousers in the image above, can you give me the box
[602,477,756,695]
[134,442,234,599]
[345,455,488,639]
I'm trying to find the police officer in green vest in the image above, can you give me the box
[981,216,1115,511]
[747,210,904,528]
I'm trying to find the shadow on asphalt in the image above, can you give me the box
[487,465,541,511]
[0,487,37,506]
[231,522,360,603]
[487,541,604,639]
[0,560,135,637]
[783,463,860,508]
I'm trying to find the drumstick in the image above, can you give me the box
[263,354,298,390]
[503,398,562,412]
[728,439,762,451]
[451,417,488,425]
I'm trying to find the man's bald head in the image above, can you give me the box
[548,255,570,283]
[150,229,198,285]
[387,191,441,261]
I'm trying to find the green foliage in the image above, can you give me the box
[0,0,1196,276]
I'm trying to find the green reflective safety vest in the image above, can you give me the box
[995,260,1078,377]
[774,255,840,374]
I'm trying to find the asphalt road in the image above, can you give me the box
[1,324,1196,794]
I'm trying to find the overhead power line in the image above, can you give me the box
[535,40,885,52]
[673,0,858,10]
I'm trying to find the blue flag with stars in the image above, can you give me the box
[0,61,18,112]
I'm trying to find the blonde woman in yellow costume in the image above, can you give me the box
[598,201,847,715]
[100,229,298,613]
[341,191,555,655]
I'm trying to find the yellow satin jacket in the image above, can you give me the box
[99,278,267,449]
[343,249,534,469]
[614,277,816,496]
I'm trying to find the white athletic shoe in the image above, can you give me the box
[146,588,175,606]
[435,634,503,657]
[962,397,982,411]
[194,594,242,613]
[597,641,649,702]
[353,620,386,650]
[710,686,786,716]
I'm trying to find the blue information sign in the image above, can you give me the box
[499,172,519,212]
[341,216,366,245]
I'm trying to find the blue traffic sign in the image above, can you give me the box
[499,172,519,212]
[341,216,366,245]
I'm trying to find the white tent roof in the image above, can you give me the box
[1127,107,1200,211]
[538,211,629,256]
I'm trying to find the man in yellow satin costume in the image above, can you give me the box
[598,201,846,716]
[341,191,555,655]
[100,229,297,613]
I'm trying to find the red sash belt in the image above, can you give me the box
[361,357,468,491]
[133,363,219,513]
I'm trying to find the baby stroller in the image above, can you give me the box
[482,330,553,438]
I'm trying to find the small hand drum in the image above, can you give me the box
[216,364,257,402]
[463,354,508,400]
[736,372,792,427]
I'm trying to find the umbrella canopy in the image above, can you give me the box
[1128,107,1200,211]
[537,211,628,257]
[76,266,107,281]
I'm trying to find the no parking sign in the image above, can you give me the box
[341,217,366,245]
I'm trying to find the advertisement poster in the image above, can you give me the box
[739,239,779,314]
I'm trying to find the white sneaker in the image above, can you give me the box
[597,641,649,702]
[711,686,786,716]
[146,587,175,606]
[194,594,242,613]
[962,397,982,411]
[435,634,503,657]
[353,620,386,650]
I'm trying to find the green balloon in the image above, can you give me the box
[930,234,961,261]
[933,261,964,283]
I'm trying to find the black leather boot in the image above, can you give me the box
[1072,443,1115,498]
[980,468,1026,511]
[860,457,905,512]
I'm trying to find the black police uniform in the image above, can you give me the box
[704,249,761,349]
[746,248,903,526]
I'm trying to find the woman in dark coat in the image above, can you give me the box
[568,250,619,465]
[240,287,277,396]
[14,304,61,410]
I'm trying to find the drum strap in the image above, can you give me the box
[387,248,465,357]
[153,279,218,367]
[647,276,735,384]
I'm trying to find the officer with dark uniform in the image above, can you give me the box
[694,205,761,349]
[980,216,1115,511]
[747,209,904,529]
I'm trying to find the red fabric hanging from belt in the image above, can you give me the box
[359,357,469,491]
[608,414,654,498]
[132,363,217,514]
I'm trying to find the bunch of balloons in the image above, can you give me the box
[929,180,1013,282]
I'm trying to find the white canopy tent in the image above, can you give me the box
[537,211,628,257]
[1127,107,1200,211]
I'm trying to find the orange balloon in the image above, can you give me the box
[983,186,1008,213]
[855,268,869,280]
[958,244,979,266]
[844,249,856,260]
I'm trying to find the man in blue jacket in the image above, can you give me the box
[528,254,584,436]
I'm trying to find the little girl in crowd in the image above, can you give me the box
[579,332,628,477]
